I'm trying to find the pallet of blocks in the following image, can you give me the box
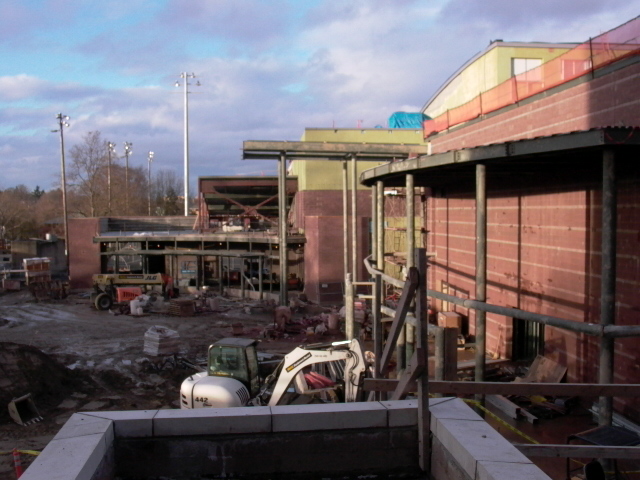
[168,298,196,316]
[143,326,180,356]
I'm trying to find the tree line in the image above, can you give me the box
[0,131,186,241]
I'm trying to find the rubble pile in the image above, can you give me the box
[0,342,87,421]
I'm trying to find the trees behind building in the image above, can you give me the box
[0,130,187,241]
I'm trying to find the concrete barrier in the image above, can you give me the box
[21,398,550,480]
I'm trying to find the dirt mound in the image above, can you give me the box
[0,342,87,420]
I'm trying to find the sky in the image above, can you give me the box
[1,0,638,192]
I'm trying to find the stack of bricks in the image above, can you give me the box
[168,298,195,317]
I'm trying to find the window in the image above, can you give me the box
[512,58,542,81]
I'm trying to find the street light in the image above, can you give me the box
[123,142,132,214]
[175,72,200,216]
[52,114,70,270]
[107,142,116,215]
[147,151,154,216]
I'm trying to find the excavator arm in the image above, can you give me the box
[263,339,367,406]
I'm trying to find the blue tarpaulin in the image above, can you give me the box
[388,112,430,128]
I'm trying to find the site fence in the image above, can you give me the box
[423,16,640,137]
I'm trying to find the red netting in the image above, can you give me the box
[424,17,640,137]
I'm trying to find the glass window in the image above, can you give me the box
[512,58,542,81]
[208,346,249,384]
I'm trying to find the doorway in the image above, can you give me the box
[512,317,544,362]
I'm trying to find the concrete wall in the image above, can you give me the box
[20,398,551,480]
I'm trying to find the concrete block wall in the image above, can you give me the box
[20,398,551,480]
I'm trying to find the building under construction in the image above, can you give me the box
[49,16,640,479]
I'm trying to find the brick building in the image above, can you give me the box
[362,17,640,421]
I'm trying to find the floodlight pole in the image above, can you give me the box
[176,72,199,216]
[147,151,154,216]
[107,142,115,214]
[54,114,70,269]
[124,142,132,214]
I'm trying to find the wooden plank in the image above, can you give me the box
[517,355,567,383]
[362,379,640,397]
[486,394,520,420]
[514,444,640,459]
[456,358,510,370]
[391,349,425,401]
[379,267,419,377]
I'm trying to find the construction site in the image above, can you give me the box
[2,15,640,480]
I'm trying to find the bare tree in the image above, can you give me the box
[153,169,182,215]
[68,131,110,217]
[0,186,39,239]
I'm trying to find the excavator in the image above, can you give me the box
[180,337,368,409]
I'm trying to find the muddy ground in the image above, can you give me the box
[0,289,332,479]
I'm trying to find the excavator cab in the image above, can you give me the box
[207,338,260,398]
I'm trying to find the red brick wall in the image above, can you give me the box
[68,218,102,289]
[304,215,371,304]
[431,60,640,153]
[423,59,640,421]
[426,162,640,421]
[294,190,372,232]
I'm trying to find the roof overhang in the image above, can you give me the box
[243,140,430,162]
[360,128,640,188]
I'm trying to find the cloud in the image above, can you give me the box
[1,0,639,190]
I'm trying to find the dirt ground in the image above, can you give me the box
[0,289,332,479]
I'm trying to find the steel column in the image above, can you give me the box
[406,174,415,365]
[375,181,385,382]
[415,247,430,473]
[278,153,288,306]
[351,154,358,281]
[345,273,354,340]
[343,160,349,277]
[599,149,617,427]
[475,164,487,384]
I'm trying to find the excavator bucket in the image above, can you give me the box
[8,394,42,426]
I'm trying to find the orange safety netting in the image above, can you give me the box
[424,16,640,137]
